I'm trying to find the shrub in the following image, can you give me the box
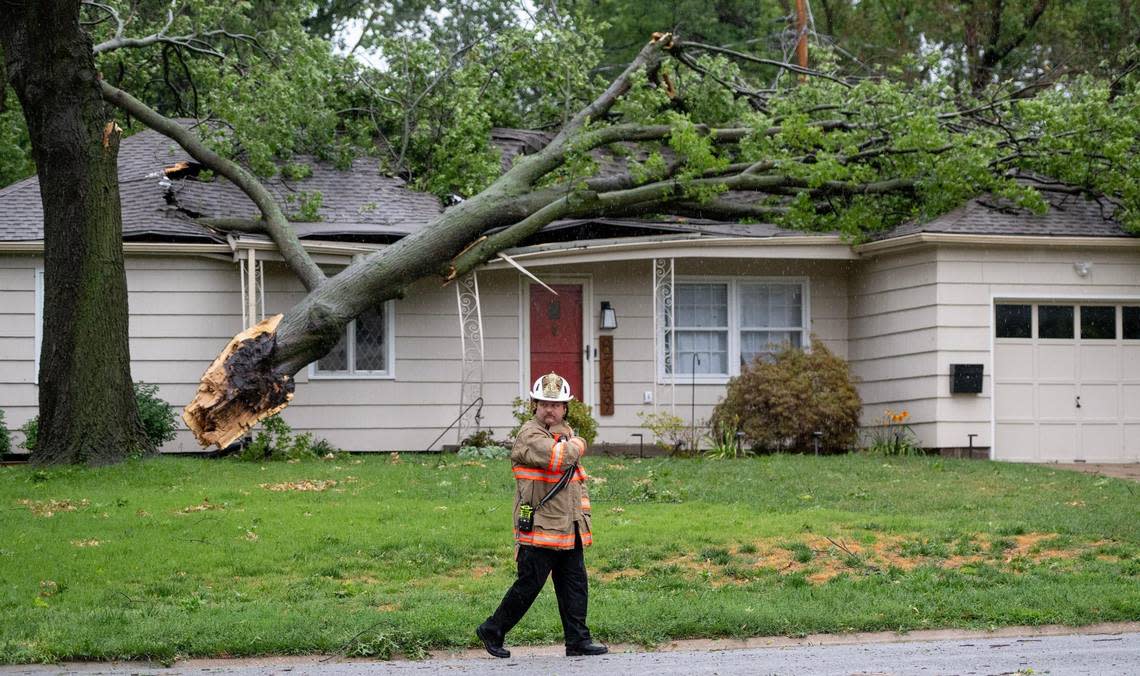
[19,417,37,452]
[636,410,690,455]
[238,414,338,462]
[703,416,751,459]
[134,382,178,447]
[0,409,9,454]
[459,429,498,449]
[458,428,509,459]
[509,397,598,445]
[710,338,862,454]
[457,445,510,459]
[17,382,177,454]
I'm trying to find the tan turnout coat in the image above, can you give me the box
[510,418,592,549]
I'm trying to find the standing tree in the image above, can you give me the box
[0,0,149,464]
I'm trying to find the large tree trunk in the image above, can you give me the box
[1,0,149,464]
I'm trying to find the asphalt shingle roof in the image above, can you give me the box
[0,122,443,243]
[875,189,1130,240]
[3,125,1131,245]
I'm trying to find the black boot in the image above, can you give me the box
[476,623,510,658]
[566,640,608,656]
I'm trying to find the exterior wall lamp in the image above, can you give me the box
[600,301,618,330]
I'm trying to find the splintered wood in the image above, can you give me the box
[182,314,293,449]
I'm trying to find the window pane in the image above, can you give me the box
[1038,305,1074,339]
[1080,306,1115,340]
[354,305,388,371]
[741,283,803,328]
[676,330,728,375]
[995,304,1031,338]
[677,284,727,327]
[316,332,349,372]
[1124,307,1140,340]
[741,331,801,366]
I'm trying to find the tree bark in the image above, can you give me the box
[0,0,149,464]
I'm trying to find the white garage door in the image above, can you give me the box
[994,302,1140,462]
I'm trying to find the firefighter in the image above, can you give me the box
[476,372,608,658]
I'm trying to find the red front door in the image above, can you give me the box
[529,284,583,401]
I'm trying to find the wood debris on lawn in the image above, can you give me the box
[178,498,222,513]
[17,498,89,517]
[259,479,338,492]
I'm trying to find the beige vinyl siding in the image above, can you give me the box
[125,256,244,452]
[271,266,523,451]
[575,258,851,447]
[848,247,940,445]
[0,257,40,442]
[852,244,1140,452]
[935,245,1140,451]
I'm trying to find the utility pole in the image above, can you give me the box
[795,0,809,82]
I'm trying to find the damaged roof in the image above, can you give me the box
[1,124,1132,246]
[0,121,444,243]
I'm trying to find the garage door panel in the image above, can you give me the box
[1078,384,1120,420]
[1079,344,1119,381]
[1081,425,1124,463]
[995,343,1034,378]
[1035,344,1076,380]
[1037,383,1078,419]
[994,383,1034,419]
[1124,385,1140,418]
[1038,424,1077,460]
[995,423,1037,461]
[1123,346,1140,379]
[1125,425,1140,457]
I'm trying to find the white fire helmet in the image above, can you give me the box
[530,372,573,402]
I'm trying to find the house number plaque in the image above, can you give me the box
[599,335,614,416]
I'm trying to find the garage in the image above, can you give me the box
[994,301,1140,462]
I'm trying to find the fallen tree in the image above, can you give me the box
[71,7,1140,447]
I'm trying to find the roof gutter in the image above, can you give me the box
[483,234,857,268]
[856,232,1140,255]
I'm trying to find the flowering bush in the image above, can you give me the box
[863,409,923,456]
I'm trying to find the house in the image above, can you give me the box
[1,126,1138,462]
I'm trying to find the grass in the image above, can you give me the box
[0,453,1137,663]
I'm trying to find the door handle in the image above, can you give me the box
[1075,395,1081,409]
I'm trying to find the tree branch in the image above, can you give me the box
[87,1,259,57]
[673,40,854,88]
[99,81,326,290]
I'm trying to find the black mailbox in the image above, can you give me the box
[950,364,983,394]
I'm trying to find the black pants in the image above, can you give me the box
[484,531,591,646]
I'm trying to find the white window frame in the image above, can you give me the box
[308,300,397,380]
[34,266,44,378]
[659,276,811,385]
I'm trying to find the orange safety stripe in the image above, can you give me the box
[548,440,564,472]
[514,528,594,548]
[513,466,586,483]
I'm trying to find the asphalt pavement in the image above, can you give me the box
[3,624,1138,675]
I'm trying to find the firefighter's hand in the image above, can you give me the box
[568,436,588,457]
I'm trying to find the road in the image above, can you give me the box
[3,626,1137,675]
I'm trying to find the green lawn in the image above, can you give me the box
[1,453,1137,663]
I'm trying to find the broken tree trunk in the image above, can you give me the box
[182,314,295,448]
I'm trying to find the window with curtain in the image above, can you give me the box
[665,279,808,378]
